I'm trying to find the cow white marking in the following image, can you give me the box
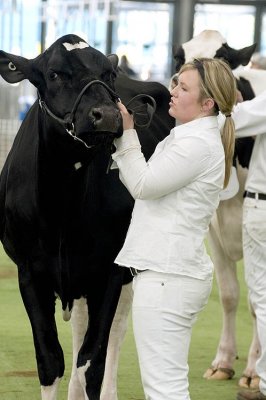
[77,360,91,400]
[182,30,226,62]
[68,298,88,400]
[63,42,89,51]
[41,377,61,400]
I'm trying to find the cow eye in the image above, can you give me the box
[8,62,16,71]
[48,71,58,80]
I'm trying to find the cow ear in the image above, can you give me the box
[237,43,257,66]
[216,43,256,70]
[107,54,119,70]
[0,51,29,83]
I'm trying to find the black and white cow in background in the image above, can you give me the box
[173,29,265,389]
[0,34,175,400]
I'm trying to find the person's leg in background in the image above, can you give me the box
[237,199,266,400]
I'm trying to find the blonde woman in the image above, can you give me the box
[112,58,236,400]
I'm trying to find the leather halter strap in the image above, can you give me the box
[38,80,119,130]
[38,79,157,148]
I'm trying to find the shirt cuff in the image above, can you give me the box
[113,129,140,154]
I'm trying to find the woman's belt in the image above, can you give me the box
[244,191,266,201]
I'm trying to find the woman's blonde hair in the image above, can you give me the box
[179,58,237,188]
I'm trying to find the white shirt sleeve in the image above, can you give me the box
[220,89,266,138]
[112,128,211,200]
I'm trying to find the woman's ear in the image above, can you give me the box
[201,97,215,112]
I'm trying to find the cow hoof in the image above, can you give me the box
[203,367,235,380]
[239,375,260,389]
[236,389,266,400]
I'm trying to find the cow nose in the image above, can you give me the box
[89,106,120,132]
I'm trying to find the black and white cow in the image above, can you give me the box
[173,29,262,388]
[0,34,174,400]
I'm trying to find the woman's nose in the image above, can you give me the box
[171,87,178,97]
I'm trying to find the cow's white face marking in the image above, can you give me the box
[63,41,89,51]
[183,30,226,62]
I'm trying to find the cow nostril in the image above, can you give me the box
[89,106,120,132]
[91,108,103,123]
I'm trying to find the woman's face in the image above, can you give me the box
[169,68,204,124]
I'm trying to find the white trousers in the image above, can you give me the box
[132,270,212,400]
[243,197,266,395]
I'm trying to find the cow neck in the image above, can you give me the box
[38,79,120,150]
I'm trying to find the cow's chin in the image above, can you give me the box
[80,123,123,141]
[78,130,118,148]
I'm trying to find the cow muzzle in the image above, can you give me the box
[89,106,121,133]
[38,79,121,149]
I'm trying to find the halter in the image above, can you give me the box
[38,79,157,149]
[38,79,120,149]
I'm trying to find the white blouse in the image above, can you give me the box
[232,90,266,195]
[112,116,225,280]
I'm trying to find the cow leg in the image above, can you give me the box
[204,223,239,380]
[17,265,64,400]
[76,270,123,400]
[100,281,133,400]
[239,298,261,389]
[68,298,88,400]
[68,283,133,400]
[41,377,61,400]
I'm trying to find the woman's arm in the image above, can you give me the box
[113,103,212,200]
[219,90,266,138]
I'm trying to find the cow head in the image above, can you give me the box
[173,30,257,72]
[0,34,123,145]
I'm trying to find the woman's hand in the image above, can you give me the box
[117,101,134,130]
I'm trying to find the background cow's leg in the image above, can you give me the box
[18,264,64,400]
[205,195,243,379]
[101,281,133,400]
[204,226,239,380]
[68,298,88,400]
[239,299,261,389]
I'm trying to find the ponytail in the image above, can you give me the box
[221,116,235,188]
